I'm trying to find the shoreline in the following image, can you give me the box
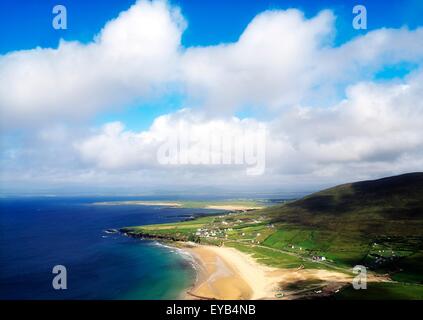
[126,236,391,300]
[178,243,354,300]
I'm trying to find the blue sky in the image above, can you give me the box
[0,0,423,193]
[1,0,422,53]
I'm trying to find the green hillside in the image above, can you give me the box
[262,172,423,282]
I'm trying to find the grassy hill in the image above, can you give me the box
[122,172,423,298]
[262,172,423,282]
[283,172,423,219]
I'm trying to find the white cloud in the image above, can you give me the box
[75,121,158,170]
[0,0,185,127]
[267,70,423,179]
[75,110,266,175]
[181,11,423,112]
[181,9,335,111]
[72,69,423,183]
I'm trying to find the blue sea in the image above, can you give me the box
[0,196,223,300]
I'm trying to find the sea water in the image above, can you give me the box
[0,196,218,299]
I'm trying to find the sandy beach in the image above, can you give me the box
[183,244,354,300]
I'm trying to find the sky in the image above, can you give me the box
[0,0,423,195]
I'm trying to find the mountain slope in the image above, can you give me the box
[262,172,423,283]
[292,172,423,218]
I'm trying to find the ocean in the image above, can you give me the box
[0,196,222,299]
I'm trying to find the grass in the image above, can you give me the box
[225,241,319,270]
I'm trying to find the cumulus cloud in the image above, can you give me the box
[0,0,185,127]
[75,110,266,176]
[267,69,423,179]
[70,69,423,186]
[181,11,423,112]
[181,9,335,111]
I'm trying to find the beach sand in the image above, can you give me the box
[183,244,354,300]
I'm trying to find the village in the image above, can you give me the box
[190,213,331,264]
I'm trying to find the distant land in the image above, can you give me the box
[121,173,423,300]
[94,199,267,211]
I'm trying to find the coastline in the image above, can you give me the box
[121,220,386,300]
[179,244,354,300]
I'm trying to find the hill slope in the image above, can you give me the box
[289,172,423,219]
[262,172,423,283]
